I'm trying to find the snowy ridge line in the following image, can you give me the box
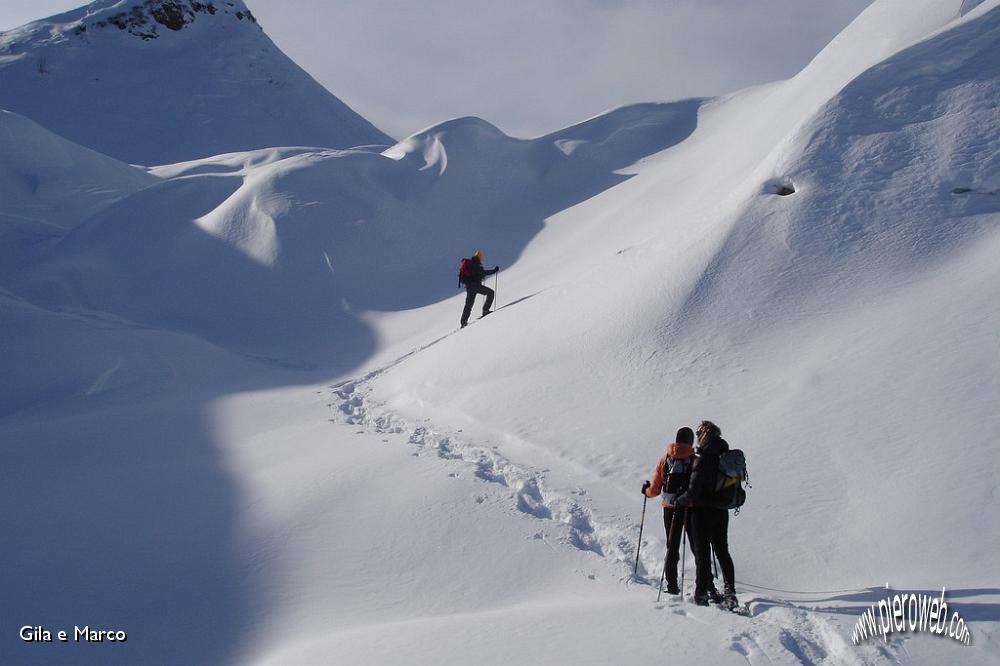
[329,376,639,574]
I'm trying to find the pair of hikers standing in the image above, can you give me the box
[458,250,499,328]
[642,420,738,609]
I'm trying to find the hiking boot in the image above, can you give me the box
[481,309,492,317]
[707,587,724,604]
[664,583,680,596]
[693,593,710,606]
[721,587,739,611]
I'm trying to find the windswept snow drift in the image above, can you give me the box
[0,109,156,231]
[8,101,701,368]
[0,108,157,284]
[2,0,999,665]
[0,0,391,164]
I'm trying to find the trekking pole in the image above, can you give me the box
[494,269,499,308]
[633,492,648,578]
[656,553,667,603]
[680,510,688,601]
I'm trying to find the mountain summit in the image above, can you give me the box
[0,0,392,164]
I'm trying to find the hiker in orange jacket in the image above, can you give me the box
[641,426,696,595]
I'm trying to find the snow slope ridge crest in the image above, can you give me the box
[961,0,991,16]
[382,102,704,186]
[3,0,258,45]
[0,107,156,233]
[757,1,1000,282]
[383,117,510,175]
[794,0,980,98]
[0,0,392,164]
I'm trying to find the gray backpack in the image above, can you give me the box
[713,449,749,512]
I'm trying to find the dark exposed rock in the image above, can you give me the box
[191,2,217,15]
[79,1,247,41]
[149,2,188,31]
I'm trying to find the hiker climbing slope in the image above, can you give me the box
[458,250,499,328]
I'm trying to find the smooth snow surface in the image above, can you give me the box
[2,1,999,664]
[0,108,155,230]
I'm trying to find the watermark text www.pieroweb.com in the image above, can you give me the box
[852,585,971,646]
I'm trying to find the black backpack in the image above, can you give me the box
[713,449,749,513]
[662,456,693,505]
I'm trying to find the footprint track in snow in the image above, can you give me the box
[328,377,633,567]
[327,369,903,665]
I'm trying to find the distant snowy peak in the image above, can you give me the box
[77,0,258,41]
[0,1,392,165]
[2,0,258,46]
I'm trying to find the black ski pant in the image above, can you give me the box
[688,506,735,596]
[661,506,692,588]
[461,283,494,325]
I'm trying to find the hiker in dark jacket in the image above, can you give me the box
[459,250,499,328]
[641,426,696,595]
[674,420,738,609]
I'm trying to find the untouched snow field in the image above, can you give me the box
[2,0,999,664]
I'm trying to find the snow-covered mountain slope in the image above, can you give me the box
[0,107,157,284]
[0,108,155,231]
[3,1,999,665]
[7,102,699,368]
[363,0,1000,589]
[0,0,391,164]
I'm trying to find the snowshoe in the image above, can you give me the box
[727,600,752,617]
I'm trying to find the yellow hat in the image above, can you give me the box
[472,250,484,261]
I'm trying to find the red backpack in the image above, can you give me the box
[458,258,477,286]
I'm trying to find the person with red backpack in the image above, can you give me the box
[641,427,696,595]
[458,250,499,328]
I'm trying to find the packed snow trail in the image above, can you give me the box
[324,350,905,665]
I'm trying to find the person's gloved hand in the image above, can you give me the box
[494,265,500,271]
[641,480,651,495]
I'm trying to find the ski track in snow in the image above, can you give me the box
[327,343,903,666]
